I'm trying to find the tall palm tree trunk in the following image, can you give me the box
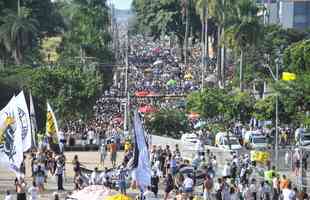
[221,44,225,88]
[205,4,209,60]
[184,0,190,65]
[216,26,222,86]
[201,6,205,88]
[240,49,244,91]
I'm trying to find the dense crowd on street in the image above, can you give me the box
[6,34,309,200]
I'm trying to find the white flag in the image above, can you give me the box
[0,96,24,173]
[131,111,151,189]
[29,91,37,147]
[16,91,32,152]
[46,102,60,152]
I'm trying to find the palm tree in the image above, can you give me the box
[181,0,190,65]
[225,0,262,91]
[195,0,235,87]
[194,0,209,88]
[0,8,38,64]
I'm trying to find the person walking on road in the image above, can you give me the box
[15,178,27,200]
[99,143,107,166]
[164,173,174,200]
[203,175,213,200]
[28,181,39,200]
[109,140,117,168]
[55,155,65,191]
[151,170,159,197]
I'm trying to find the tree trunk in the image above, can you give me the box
[201,7,205,89]
[221,44,226,88]
[240,49,244,91]
[216,26,222,85]
[205,5,209,60]
[201,7,205,46]
[184,0,189,65]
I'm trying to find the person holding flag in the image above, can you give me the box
[46,102,61,154]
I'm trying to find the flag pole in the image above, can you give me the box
[29,90,37,148]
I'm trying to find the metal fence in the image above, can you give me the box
[182,145,310,191]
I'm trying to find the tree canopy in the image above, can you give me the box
[144,108,189,139]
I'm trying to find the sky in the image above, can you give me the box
[111,0,133,10]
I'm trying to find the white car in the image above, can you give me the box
[181,133,198,144]
[244,131,268,149]
[215,132,242,150]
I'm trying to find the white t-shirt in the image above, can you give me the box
[282,188,295,200]
[28,186,39,200]
[143,190,155,200]
[90,172,99,185]
[223,164,231,177]
[4,195,13,200]
[88,130,95,140]
[183,177,194,189]
[195,140,204,152]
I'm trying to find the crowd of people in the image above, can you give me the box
[127,36,203,96]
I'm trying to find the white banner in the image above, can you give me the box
[0,96,24,173]
[16,91,32,151]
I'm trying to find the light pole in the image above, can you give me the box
[123,29,129,135]
[275,59,279,168]
[265,55,280,169]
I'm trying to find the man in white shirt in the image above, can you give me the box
[183,174,194,196]
[90,167,100,185]
[223,162,231,178]
[143,186,156,200]
[195,138,205,160]
[282,184,295,200]
[88,128,95,145]
[4,190,12,200]
[28,182,39,200]
[58,129,65,153]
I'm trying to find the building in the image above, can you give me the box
[279,0,310,30]
[257,0,310,30]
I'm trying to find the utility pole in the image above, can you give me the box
[123,29,129,134]
[275,59,279,168]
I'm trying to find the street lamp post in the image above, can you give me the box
[265,55,280,169]
[123,30,129,134]
[275,59,279,169]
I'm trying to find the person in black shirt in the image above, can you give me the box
[151,171,159,197]
[164,173,174,200]
[73,155,81,177]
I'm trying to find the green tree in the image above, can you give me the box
[0,8,38,64]
[58,0,112,62]
[225,0,262,91]
[283,39,310,73]
[230,91,255,124]
[24,0,65,38]
[144,108,189,139]
[187,88,232,122]
[187,88,255,124]
[28,66,104,122]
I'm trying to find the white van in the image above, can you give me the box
[244,131,268,149]
[181,133,198,144]
[215,132,242,150]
